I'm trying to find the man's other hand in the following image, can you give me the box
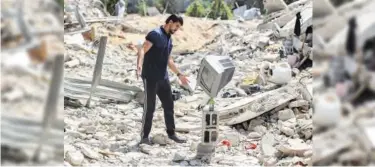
[137,66,142,80]
[179,74,190,85]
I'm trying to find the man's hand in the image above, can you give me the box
[137,65,142,80]
[178,74,190,85]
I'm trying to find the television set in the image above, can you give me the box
[197,55,236,98]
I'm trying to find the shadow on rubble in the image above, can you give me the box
[352,88,375,107]
[1,145,28,164]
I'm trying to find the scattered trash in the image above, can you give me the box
[60,0,317,166]
[245,143,257,150]
[172,90,182,101]
[221,140,231,147]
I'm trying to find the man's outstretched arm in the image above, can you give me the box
[168,56,181,75]
[168,56,189,84]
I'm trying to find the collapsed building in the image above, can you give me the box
[313,0,375,166]
[62,0,314,166]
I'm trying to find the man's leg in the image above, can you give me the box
[157,79,186,143]
[140,78,158,144]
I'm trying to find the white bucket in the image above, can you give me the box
[313,92,342,128]
[268,62,292,85]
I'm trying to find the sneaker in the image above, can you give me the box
[140,138,152,145]
[168,135,186,143]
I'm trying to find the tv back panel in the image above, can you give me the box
[197,55,235,98]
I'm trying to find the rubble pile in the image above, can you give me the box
[64,0,313,166]
[1,0,65,165]
[312,0,375,166]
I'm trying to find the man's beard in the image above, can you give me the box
[169,29,176,34]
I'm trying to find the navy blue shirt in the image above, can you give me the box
[142,26,173,81]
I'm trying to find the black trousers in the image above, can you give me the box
[141,77,175,139]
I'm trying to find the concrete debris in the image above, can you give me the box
[278,109,295,121]
[244,8,261,20]
[289,100,309,108]
[66,151,84,166]
[258,37,270,49]
[219,84,302,125]
[280,126,295,136]
[61,0,314,166]
[313,125,354,165]
[81,146,100,160]
[264,157,278,166]
[151,134,169,146]
[338,149,367,165]
[65,59,80,68]
[173,152,187,162]
[277,138,311,157]
[261,133,277,157]
[248,132,262,139]
[253,125,268,135]
[264,0,288,14]
[147,7,160,16]
[221,132,241,147]
[140,144,160,156]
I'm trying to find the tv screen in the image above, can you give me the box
[200,67,214,93]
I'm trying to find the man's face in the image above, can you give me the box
[168,21,181,35]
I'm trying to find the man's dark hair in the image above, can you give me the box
[165,14,183,26]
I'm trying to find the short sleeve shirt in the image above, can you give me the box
[141,26,173,81]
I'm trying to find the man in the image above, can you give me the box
[136,14,189,145]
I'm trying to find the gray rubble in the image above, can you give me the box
[63,0,313,166]
[313,0,375,166]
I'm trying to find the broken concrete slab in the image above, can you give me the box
[259,12,295,31]
[218,84,301,125]
[64,16,121,27]
[326,12,375,56]
[313,0,336,18]
[263,0,288,14]
[279,7,312,38]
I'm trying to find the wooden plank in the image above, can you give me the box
[1,113,64,130]
[64,81,137,96]
[1,126,63,146]
[33,55,64,161]
[75,5,87,29]
[65,77,142,92]
[86,36,107,107]
[64,83,135,102]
